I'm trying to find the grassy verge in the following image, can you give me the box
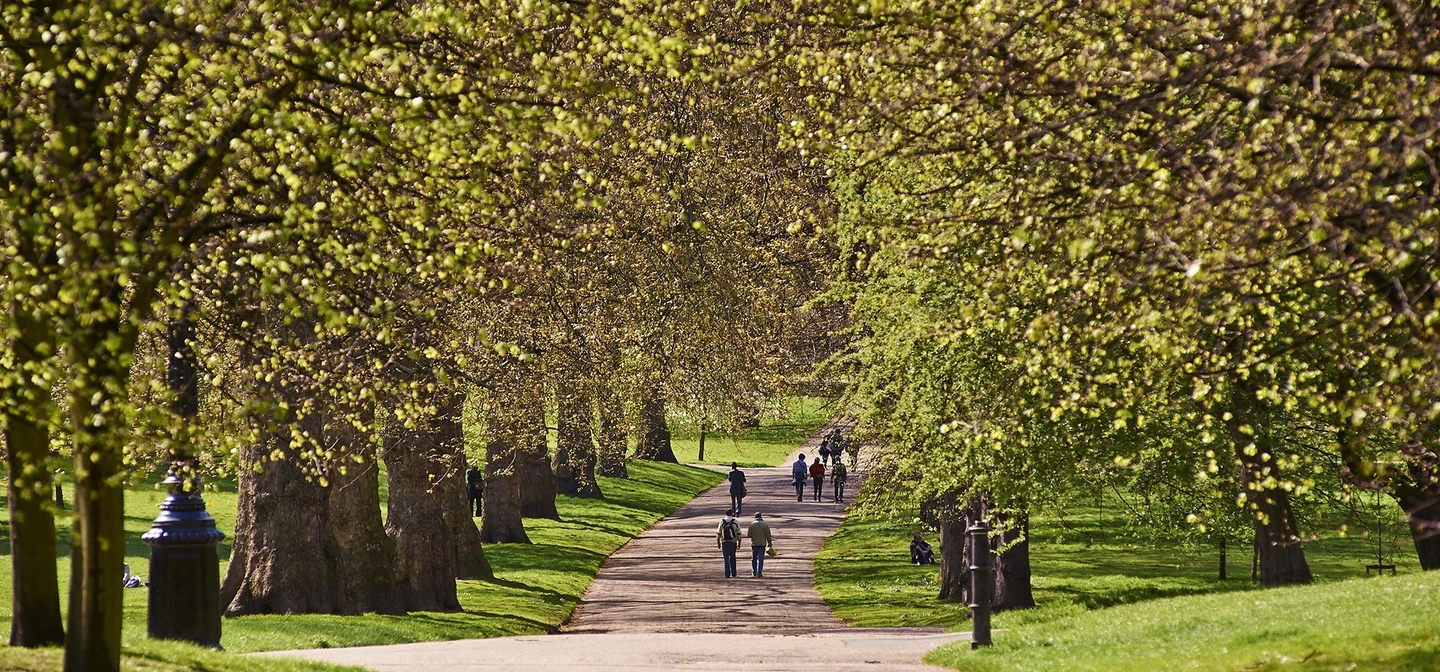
[0,639,362,672]
[0,460,722,656]
[927,571,1440,672]
[669,396,835,467]
[816,492,1431,669]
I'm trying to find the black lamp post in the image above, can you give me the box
[967,517,994,649]
[142,469,224,647]
[142,307,224,647]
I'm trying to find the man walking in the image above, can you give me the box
[466,465,485,517]
[727,463,747,514]
[832,458,848,503]
[808,457,826,502]
[791,454,808,502]
[747,512,773,577]
[716,508,742,578]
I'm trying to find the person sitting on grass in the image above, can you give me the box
[910,533,935,565]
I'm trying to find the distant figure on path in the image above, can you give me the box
[717,508,743,578]
[808,458,826,502]
[832,460,848,502]
[466,466,485,517]
[727,463,747,514]
[910,533,935,565]
[818,440,832,468]
[747,512,773,577]
[791,454,809,502]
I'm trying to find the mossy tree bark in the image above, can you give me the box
[5,304,65,647]
[224,406,404,616]
[633,391,677,463]
[595,388,629,478]
[480,367,537,543]
[555,391,602,498]
[384,399,463,612]
[1227,381,1313,586]
[992,511,1035,611]
[65,325,130,672]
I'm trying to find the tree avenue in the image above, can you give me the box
[4,0,1438,669]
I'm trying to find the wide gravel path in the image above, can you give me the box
[263,424,966,671]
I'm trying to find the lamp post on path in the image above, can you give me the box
[141,308,224,648]
[967,517,993,649]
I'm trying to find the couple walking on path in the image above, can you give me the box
[716,509,774,578]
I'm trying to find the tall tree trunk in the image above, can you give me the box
[633,392,677,463]
[222,419,340,615]
[595,389,629,478]
[448,449,493,580]
[555,391,602,498]
[1219,537,1228,580]
[5,299,65,647]
[1226,381,1312,586]
[514,384,558,520]
[937,507,969,602]
[326,416,404,615]
[384,405,463,612]
[1396,441,1440,570]
[991,511,1035,611]
[65,335,128,672]
[480,368,534,544]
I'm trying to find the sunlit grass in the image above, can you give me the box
[0,460,722,657]
[669,395,835,467]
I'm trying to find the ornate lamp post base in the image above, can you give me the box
[141,469,225,649]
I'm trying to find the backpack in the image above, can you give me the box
[720,519,740,543]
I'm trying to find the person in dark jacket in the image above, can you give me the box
[727,463,747,514]
[466,466,485,517]
[791,454,809,501]
[910,533,935,565]
[832,459,848,503]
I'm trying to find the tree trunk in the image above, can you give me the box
[514,385,558,520]
[633,392,677,463]
[698,427,706,463]
[937,507,969,602]
[1225,382,1312,586]
[595,389,629,478]
[1395,441,1440,570]
[6,304,65,648]
[555,391,602,499]
[448,450,493,580]
[5,304,65,647]
[991,512,1035,611]
[480,368,535,544]
[325,416,404,615]
[1219,537,1228,580]
[65,344,128,672]
[222,421,341,615]
[384,409,463,612]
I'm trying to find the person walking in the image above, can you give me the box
[808,457,826,502]
[747,512,773,577]
[791,454,809,502]
[716,508,742,578]
[789,454,812,503]
[832,459,848,502]
[466,466,485,517]
[727,463,747,514]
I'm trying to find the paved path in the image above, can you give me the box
[264,424,965,671]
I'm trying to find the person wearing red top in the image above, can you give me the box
[808,458,826,502]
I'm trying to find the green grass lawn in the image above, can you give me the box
[0,459,722,660]
[669,396,835,467]
[927,571,1440,672]
[816,492,1436,669]
[0,639,363,672]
